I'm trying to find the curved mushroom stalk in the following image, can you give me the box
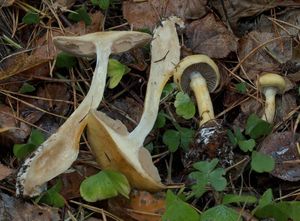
[87,17,182,191]
[258,73,286,124]
[16,31,152,197]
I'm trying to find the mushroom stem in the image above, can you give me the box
[190,73,215,126]
[261,87,277,123]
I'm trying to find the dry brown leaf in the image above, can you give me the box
[260,131,300,181]
[0,12,104,81]
[0,0,14,7]
[0,163,13,181]
[238,31,292,80]
[186,14,237,58]
[123,0,207,30]
[210,0,300,32]
[0,192,60,221]
[108,190,165,221]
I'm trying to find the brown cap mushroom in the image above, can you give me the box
[16,31,152,197]
[173,54,220,126]
[258,73,286,124]
[86,17,182,192]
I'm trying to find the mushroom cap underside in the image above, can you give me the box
[258,73,286,94]
[86,110,165,192]
[53,31,152,57]
[173,54,220,94]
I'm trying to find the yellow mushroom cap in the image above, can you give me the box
[258,73,286,94]
[173,54,220,93]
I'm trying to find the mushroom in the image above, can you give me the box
[16,31,152,197]
[258,73,286,124]
[86,17,183,191]
[173,54,220,126]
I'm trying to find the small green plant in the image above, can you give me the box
[91,0,111,10]
[19,82,36,94]
[22,11,40,25]
[227,113,275,173]
[55,52,77,68]
[68,6,92,26]
[13,129,45,160]
[80,169,130,202]
[188,158,227,198]
[38,179,65,208]
[174,92,196,120]
[235,82,247,94]
[107,59,131,89]
[162,190,200,221]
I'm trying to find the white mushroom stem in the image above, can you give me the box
[189,72,215,126]
[129,17,182,142]
[16,43,112,197]
[261,87,277,124]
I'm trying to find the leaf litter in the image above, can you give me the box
[1,0,300,220]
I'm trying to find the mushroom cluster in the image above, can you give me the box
[16,31,152,197]
[87,17,182,191]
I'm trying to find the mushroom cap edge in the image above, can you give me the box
[258,73,286,94]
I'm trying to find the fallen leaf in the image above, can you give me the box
[108,190,166,221]
[0,12,104,81]
[0,0,14,7]
[0,105,31,148]
[186,14,237,58]
[238,31,292,80]
[0,163,14,181]
[259,131,300,181]
[0,192,60,221]
[210,0,300,33]
[123,0,207,30]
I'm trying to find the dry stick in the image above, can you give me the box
[0,91,67,119]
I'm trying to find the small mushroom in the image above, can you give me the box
[16,31,152,197]
[173,54,220,126]
[258,73,286,124]
[87,17,183,191]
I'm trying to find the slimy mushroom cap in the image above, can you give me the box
[258,73,286,94]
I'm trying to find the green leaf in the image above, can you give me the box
[162,129,180,152]
[162,190,200,221]
[162,83,176,98]
[107,59,130,89]
[68,6,92,26]
[39,180,65,208]
[222,194,257,205]
[22,12,40,25]
[234,128,246,141]
[235,82,247,94]
[193,158,219,173]
[179,127,195,151]
[201,205,240,221]
[19,83,36,94]
[174,92,196,119]
[80,170,130,202]
[227,129,237,147]
[238,139,256,152]
[209,168,227,191]
[257,189,273,209]
[189,159,227,198]
[245,114,272,139]
[255,201,300,221]
[91,0,110,10]
[28,129,45,146]
[154,111,166,129]
[56,52,77,68]
[13,143,36,160]
[251,151,275,173]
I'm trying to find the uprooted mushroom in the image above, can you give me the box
[86,17,183,191]
[16,31,152,197]
[174,55,233,168]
